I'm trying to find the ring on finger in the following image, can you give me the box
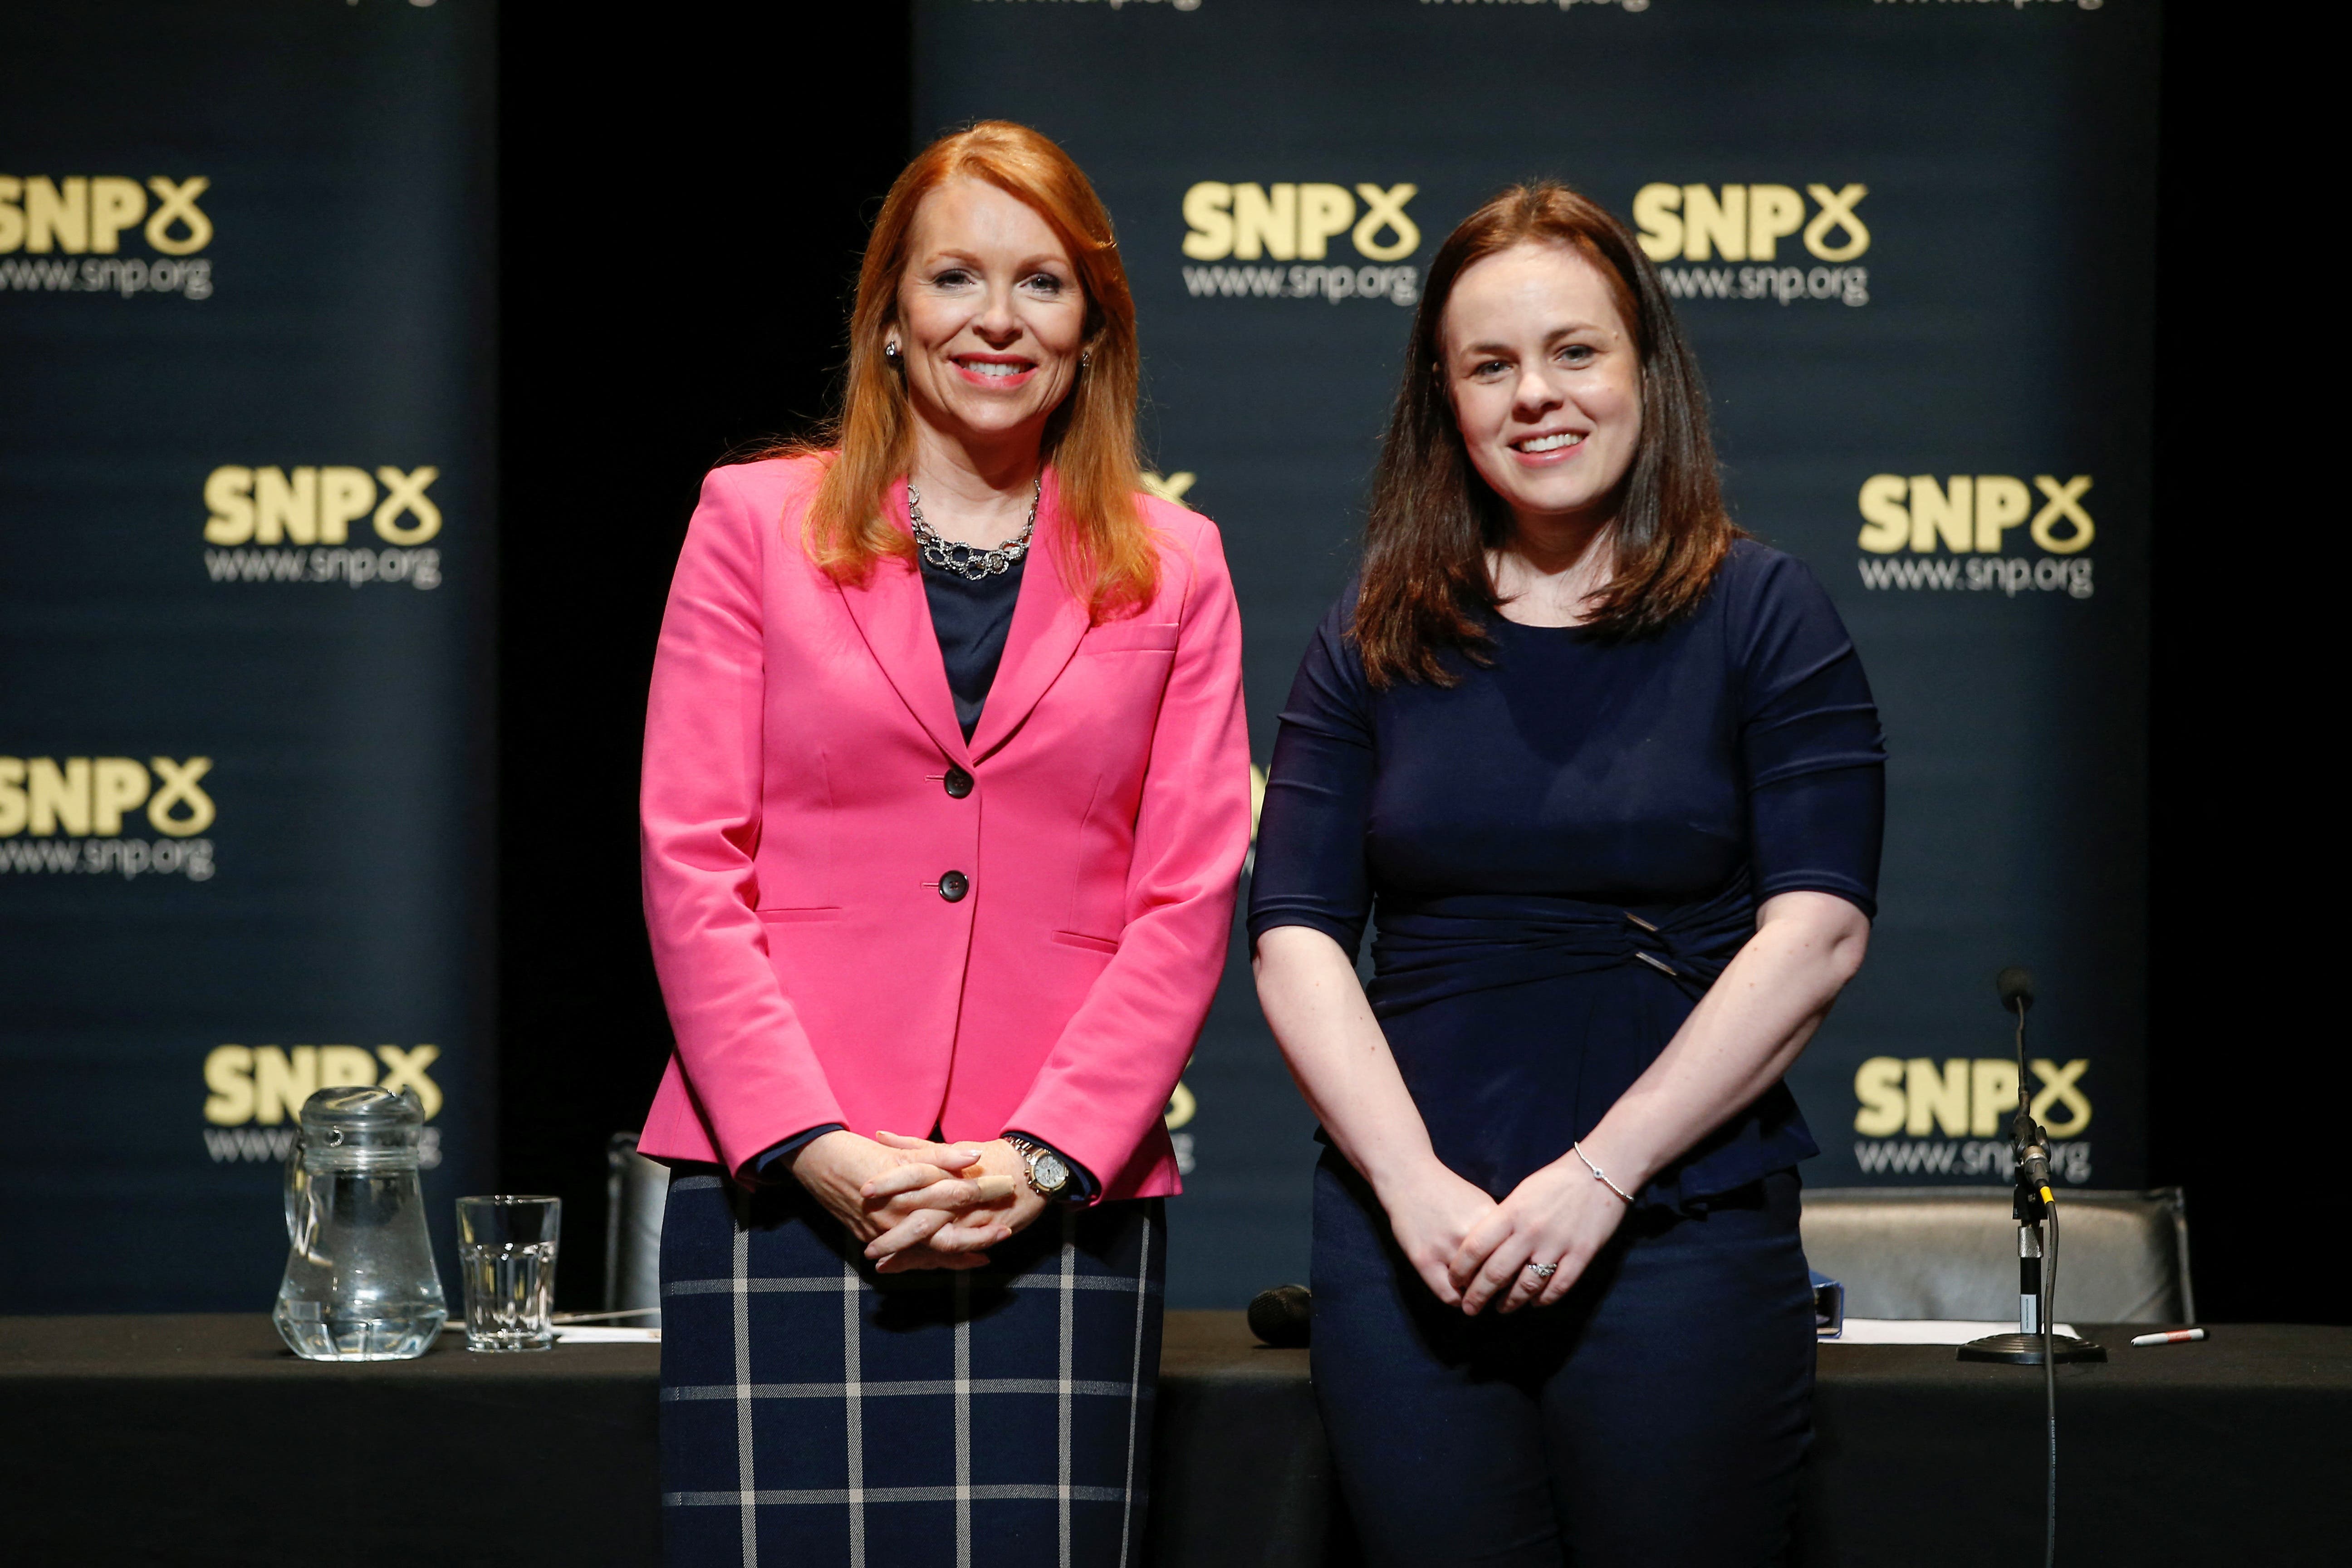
[1526,1261,1559,1279]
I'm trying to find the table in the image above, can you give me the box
[2,1313,2342,1565]
[1797,1323,2346,1566]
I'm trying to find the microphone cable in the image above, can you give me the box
[2042,1197,2059,1568]
[2001,968,2060,1568]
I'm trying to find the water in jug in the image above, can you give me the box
[273,1084,448,1360]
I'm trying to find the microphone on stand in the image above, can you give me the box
[1962,967,2099,1366]
[1997,968,2053,1227]
[1964,965,2102,1568]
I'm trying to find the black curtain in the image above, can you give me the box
[496,6,914,1308]
[2143,5,2322,1324]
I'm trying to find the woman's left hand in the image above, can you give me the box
[862,1132,1050,1271]
[1446,1151,1633,1315]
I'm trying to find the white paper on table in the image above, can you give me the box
[550,1325,662,1343]
[1824,1318,2080,1346]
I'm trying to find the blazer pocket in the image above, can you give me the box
[757,907,842,925]
[1079,621,1180,653]
[1050,929,1121,955]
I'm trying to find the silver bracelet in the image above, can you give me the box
[1573,1141,1635,1205]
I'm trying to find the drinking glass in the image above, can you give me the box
[456,1196,560,1351]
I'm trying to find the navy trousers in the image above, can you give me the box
[1311,1154,1815,1568]
[659,1171,1165,1568]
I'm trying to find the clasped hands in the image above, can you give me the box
[787,1128,1048,1272]
[1380,1146,1636,1316]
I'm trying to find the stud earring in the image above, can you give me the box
[884,340,902,363]
[1080,350,1092,369]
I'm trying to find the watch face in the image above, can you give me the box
[1033,1151,1070,1192]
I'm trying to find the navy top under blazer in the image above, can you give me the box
[1247,541,1886,1208]
[754,548,1099,1199]
[922,550,1028,743]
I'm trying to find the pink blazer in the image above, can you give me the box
[637,456,1251,1199]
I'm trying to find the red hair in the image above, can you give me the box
[782,121,1155,618]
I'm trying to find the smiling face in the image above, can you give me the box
[1440,240,1643,534]
[893,177,1088,454]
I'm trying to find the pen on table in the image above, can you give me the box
[2129,1328,2207,1347]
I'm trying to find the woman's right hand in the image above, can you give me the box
[1374,1160,1499,1308]
[1257,926,1489,1305]
[785,1130,1015,1272]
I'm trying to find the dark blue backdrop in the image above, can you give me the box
[0,1,496,1311]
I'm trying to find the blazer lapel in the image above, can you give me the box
[969,470,1089,764]
[836,484,972,767]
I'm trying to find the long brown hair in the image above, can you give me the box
[782,121,1155,617]
[1354,181,1740,686]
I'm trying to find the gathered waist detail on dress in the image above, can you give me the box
[1367,871,1757,1017]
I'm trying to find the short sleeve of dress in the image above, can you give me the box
[1247,594,1377,959]
[1732,548,1888,919]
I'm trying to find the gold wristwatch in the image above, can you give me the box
[1002,1134,1073,1200]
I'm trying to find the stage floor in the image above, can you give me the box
[2,1311,2342,1564]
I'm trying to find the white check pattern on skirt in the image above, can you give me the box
[657,1171,1166,1568]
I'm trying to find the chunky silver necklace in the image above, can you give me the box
[908,477,1039,581]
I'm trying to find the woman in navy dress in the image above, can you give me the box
[1250,182,1884,1566]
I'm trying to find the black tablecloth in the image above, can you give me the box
[1798,1325,2347,1567]
[0,1311,666,1566]
[2,1313,2343,1566]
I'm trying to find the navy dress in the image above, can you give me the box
[1249,542,1884,1567]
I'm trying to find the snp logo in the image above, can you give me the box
[1859,475,2092,555]
[1182,182,1421,262]
[0,175,214,299]
[1633,183,1868,263]
[1180,183,1424,306]
[1855,1056,2091,1140]
[202,1044,446,1166]
[1,756,215,837]
[1850,1055,2094,1183]
[205,466,440,545]
[1633,184,1872,306]
[1855,474,2096,599]
[202,466,444,589]
[0,175,212,254]
[0,756,216,880]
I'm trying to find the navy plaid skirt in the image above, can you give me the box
[659,1170,1166,1568]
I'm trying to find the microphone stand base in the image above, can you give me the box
[1957,1331,2107,1366]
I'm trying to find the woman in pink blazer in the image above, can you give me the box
[638,122,1250,1568]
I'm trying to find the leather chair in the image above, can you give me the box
[604,1132,669,1323]
[1799,1186,2195,1324]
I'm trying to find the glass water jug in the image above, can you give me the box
[273,1085,448,1360]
